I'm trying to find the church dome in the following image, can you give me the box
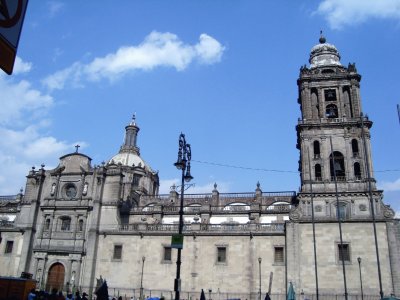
[109,151,149,169]
[309,33,342,68]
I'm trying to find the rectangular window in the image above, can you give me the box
[338,243,350,263]
[217,247,226,263]
[113,245,123,260]
[133,174,141,187]
[60,218,71,231]
[5,241,14,254]
[324,89,337,101]
[274,247,284,263]
[45,219,50,231]
[163,246,172,262]
[337,204,348,220]
[78,220,84,231]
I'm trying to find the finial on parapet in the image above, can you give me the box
[255,181,262,198]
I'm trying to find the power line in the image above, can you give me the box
[192,159,400,174]
[192,159,298,173]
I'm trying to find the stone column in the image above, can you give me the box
[318,89,324,118]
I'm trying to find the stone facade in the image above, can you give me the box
[0,36,399,299]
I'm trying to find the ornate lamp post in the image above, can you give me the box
[140,256,145,300]
[258,257,262,300]
[357,257,364,300]
[174,133,193,300]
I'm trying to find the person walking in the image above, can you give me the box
[28,288,36,300]
[75,291,82,300]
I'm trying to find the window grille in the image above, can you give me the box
[217,247,226,263]
[274,247,284,263]
[338,244,350,262]
[113,245,122,260]
[164,246,172,261]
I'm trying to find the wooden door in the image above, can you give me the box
[45,263,65,292]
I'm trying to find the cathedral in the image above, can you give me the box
[1,36,399,299]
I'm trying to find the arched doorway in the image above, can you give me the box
[46,263,65,292]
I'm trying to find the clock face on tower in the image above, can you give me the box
[65,183,77,199]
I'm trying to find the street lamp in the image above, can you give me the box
[357,257,364,300]
[140,256,145,300]
[258,257,262,300]
[174,133,193,300]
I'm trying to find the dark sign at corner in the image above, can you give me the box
[0,0,29,75]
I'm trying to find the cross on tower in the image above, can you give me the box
[75,144,80,153]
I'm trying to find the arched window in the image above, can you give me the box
[351,139,359,157]
[330,151,345,181]
[326,104,338,118]
[313,141,321,158]
[311,88,319,119]
[315,164,322,181]
[354,162,361,180]
[343,87,354,118]
[78,219,84,231]
[45,219,50,231]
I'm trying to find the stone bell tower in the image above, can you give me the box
[294,34,393,220]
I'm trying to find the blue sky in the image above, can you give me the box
[1,1,399,214]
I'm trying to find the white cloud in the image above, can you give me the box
[47,1,65,18]
[0,75,53,126]
[195,34,225,64]
[13,56,32,74]
[43,31,225,90]
[159,178,180,194]
[379,177,400,192]
[42,62,83,90]
[316,0,400,29]
[0,58,84,194]
[159,179,230,194]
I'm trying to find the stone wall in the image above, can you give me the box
[90,234,286,294]
[287,221,392,295]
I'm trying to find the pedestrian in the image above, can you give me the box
[57,291,65,300]
[82,292,89,300]
[49,289,58,300]
[66,293,73,300]
[28,288,36,300]
[75,291,82,300]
